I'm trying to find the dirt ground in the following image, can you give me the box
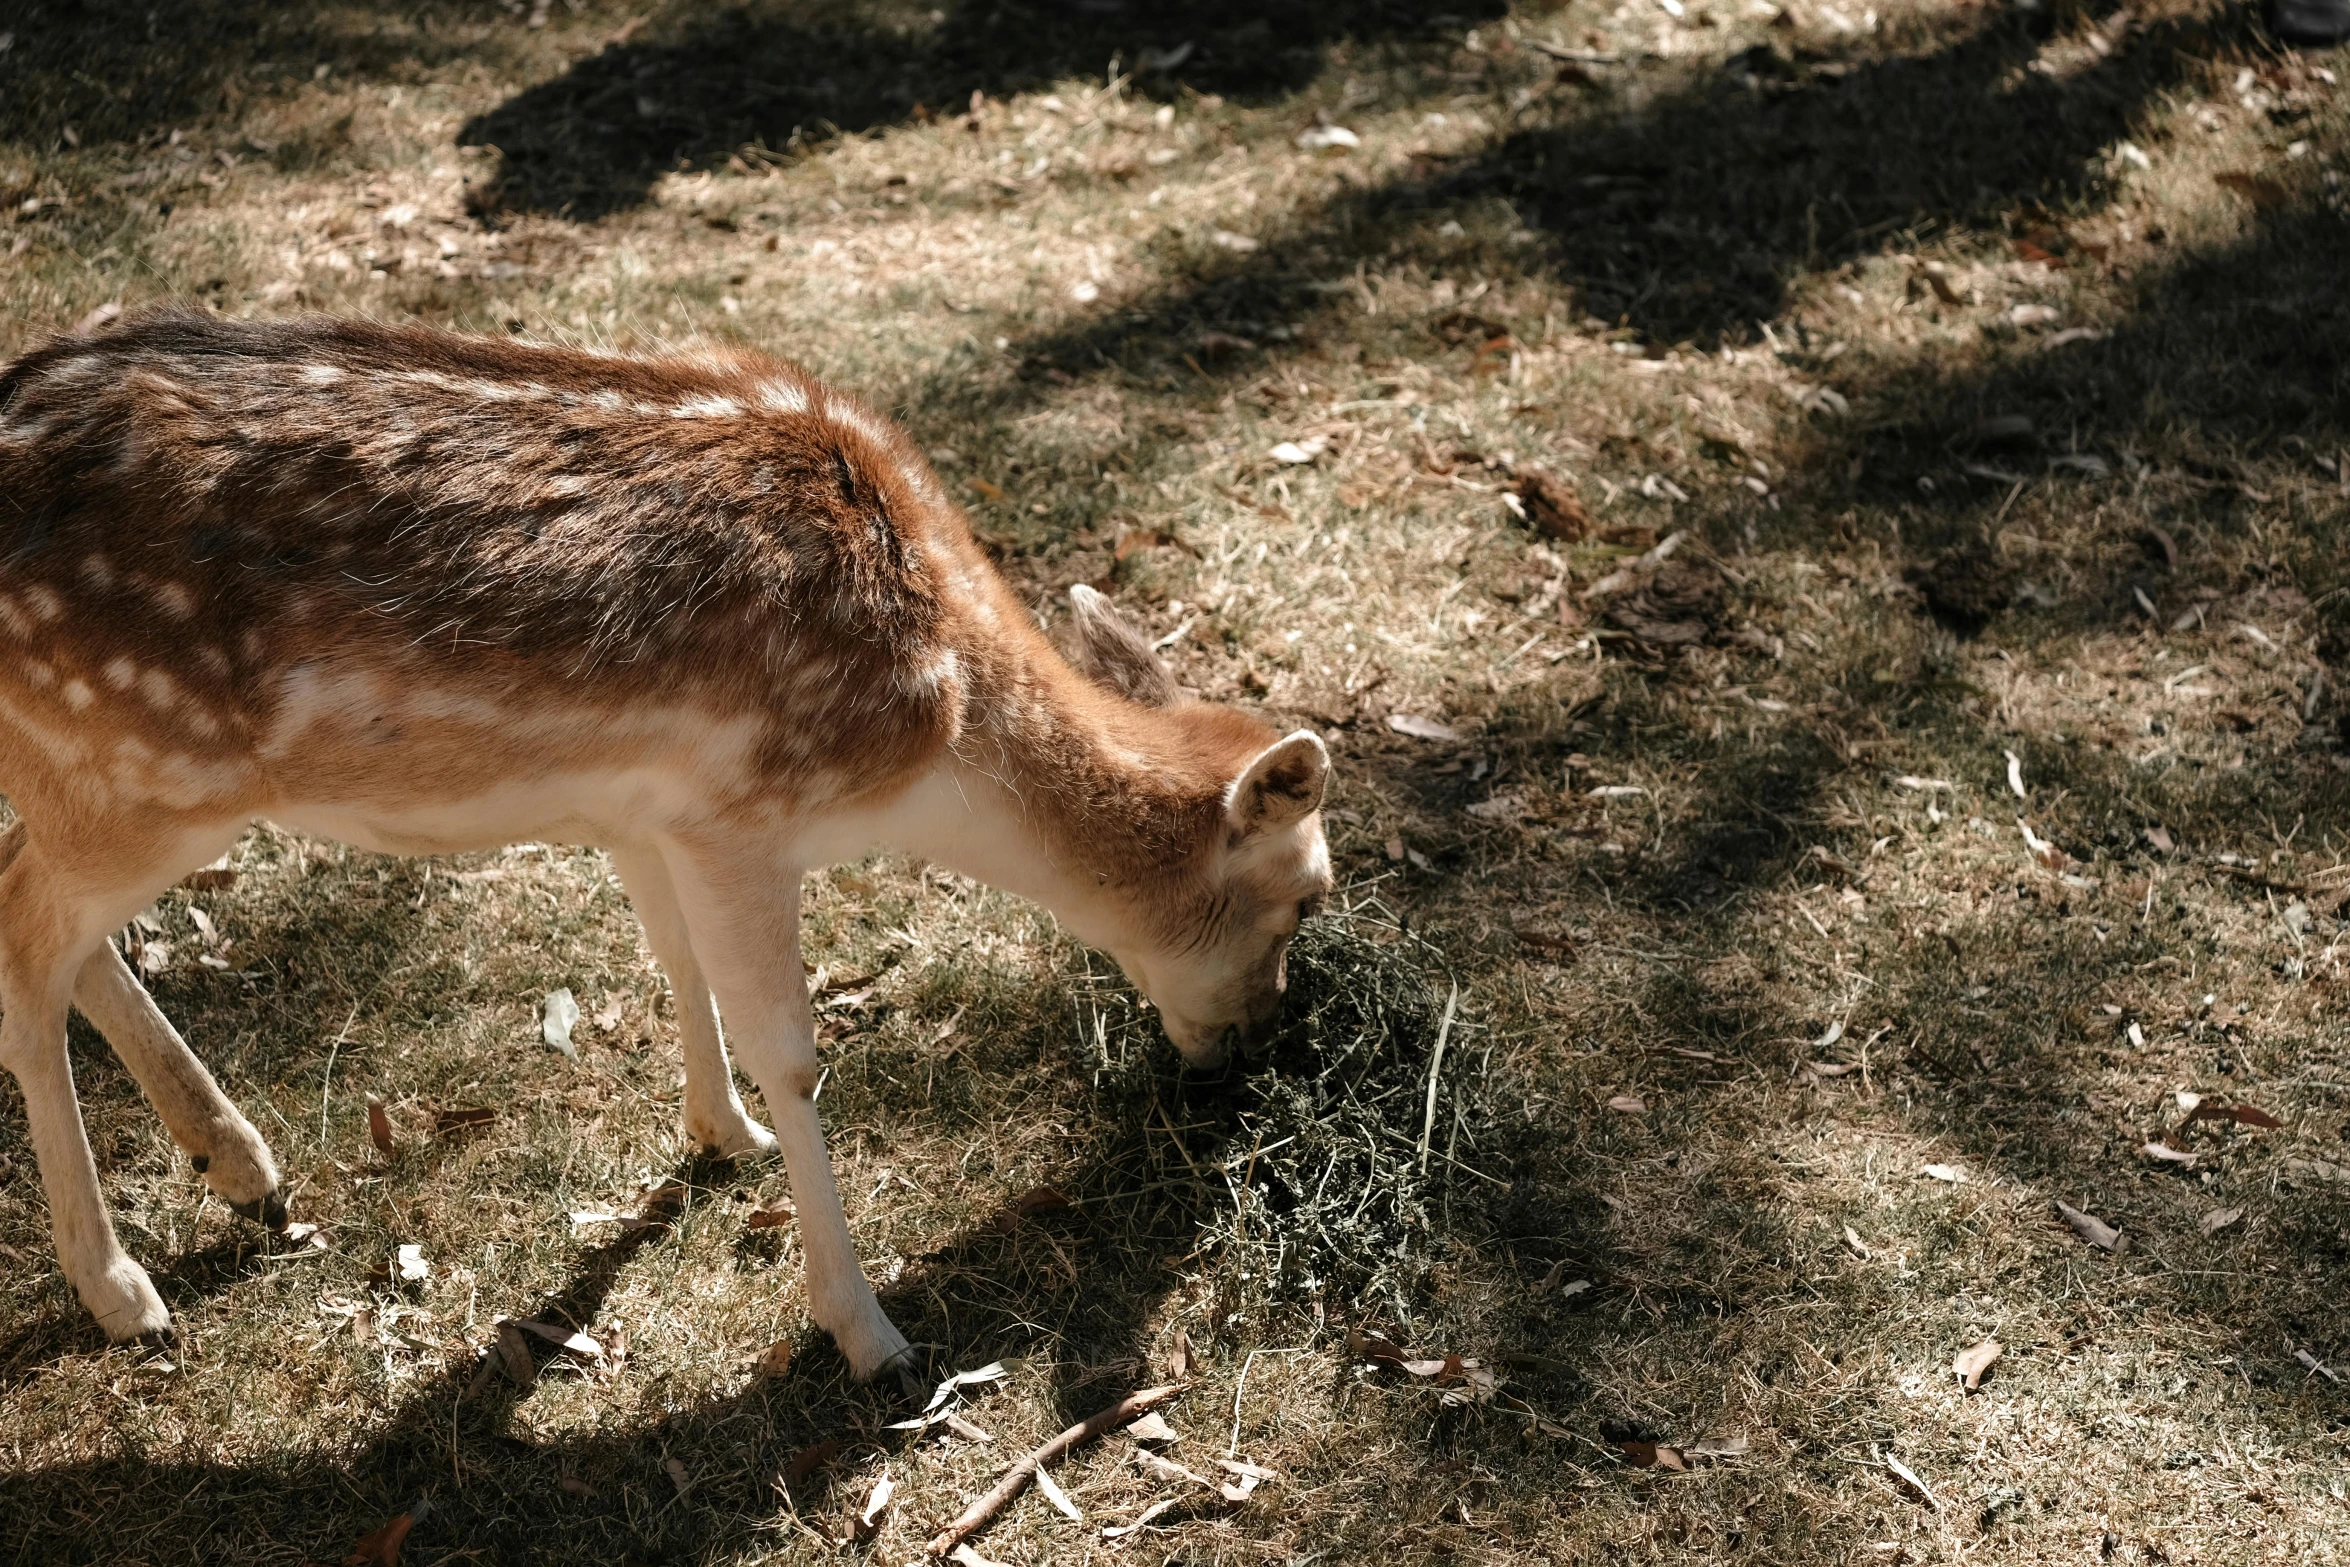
[2,0,2349,1562]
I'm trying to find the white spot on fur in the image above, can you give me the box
[671,393,744,419]
[103,656,138,691]
[62,679,92,711]
[152,581,195,619]
[757,380,810,415]
[81,555,115,591]
[300,363,345,385]
[25,586,63,623]
[0,595,26,639]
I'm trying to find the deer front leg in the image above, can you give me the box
[0,846,170,1341]
[608,844,776,1160]
[72,940,284,1227]
[659,840,912,1385]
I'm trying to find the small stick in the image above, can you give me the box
[1418,984,1460,1174]
[926,1384,1186,1556]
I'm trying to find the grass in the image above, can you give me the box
[3,0,2350,1560]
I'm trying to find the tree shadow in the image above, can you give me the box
[457,0,1502,220]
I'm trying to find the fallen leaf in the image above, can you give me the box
[1924,270,1963,305]
[1102,1498,1183,1538]
[995,1184,1072,1231]
[568,1210,621,1229]
[2295,1347,2341,1383]
[2182,1102,2284,1132]
[591,995,624,1031]
[1125,1412,1180,1446]
[1034,1465,1083,1520]
[495,1321,537,1385]
[393,1243,429,1284]
[665,1457,692,1497]
[435,1106,497,1136]
[1606,1094,1647,1114]
[969,477,1005,502]
[855,1472,894,1538]
[950,1545,1015,1567]
[1921,1164,1967,1184]
[1295,123,1360,150]
[1387,713,1463,742]
[2055,1199,2124,1251]
[2213,171,2288,208]
[2284,1157,2350,1186]
[942,1412,995,1443]
[746,1199,797,1230]
[1561,1279,1593,1298]
[1885,1453,1940,1508]
[366,1095,395,1156]
[2143,1140,2197,1166]
[1216,1456,1277,1502]
[921,1358,1022,1415]
[1210,229,1260,253]
[2003,303,2060,329]
[512,1317,606,1361]
[1113,527,1190,561]
[2004,750,2028,798]
[1167,1327,1191,1380]
[1269,437,1327,465]
[1952,1337,2003,1391]
[1843,1225,1870,1259]
[1688,1434,1749,1459]
[1136,1450,1209,1486]
[2200,1206,2244,1235]
[1617,1439,1688,1471]
[559,1476,597,1499]
[2144,824,2174,852]
[1512,467,1590,542]
[541,988,580,1056]
[784,1439,839,1484]
[340,1512,414,1567]
[758,1339,795,1376]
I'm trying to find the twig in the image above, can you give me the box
[1417,983,1460,1174]
[926,1384,1187,1556]
[1525,38,1624,62]
[317,1001,361,1150]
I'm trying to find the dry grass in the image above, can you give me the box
[5,0,2350,1561]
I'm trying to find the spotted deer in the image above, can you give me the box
[0,310,1332,1378]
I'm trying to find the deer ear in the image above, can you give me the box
[1226,730,1330,838]
[1066,584,1180,707]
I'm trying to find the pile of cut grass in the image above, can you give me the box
[1068,892,1492,1322]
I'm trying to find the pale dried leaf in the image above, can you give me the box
[541,988,580,1056]
[1124,1412,1180,1446]
[745,1200,797,1230]
[1952,1337,2003,1391]
[1607,1094,1647,1114]
[856,1471,894,1535]
[2200,1206,2244,1235]
[393,1243,429,1283]
[1103,1497,1183,1538]
[1688,1434,1749,1459]
[1885,1453,1940,1507]
[2055,1200,2123,1251]
[1034,1465,1082,1521]
[2143,1140,2197,1166]
[1921,1164,1967,1183]
[1386,713,1462,742]
[512,1317,604,1360]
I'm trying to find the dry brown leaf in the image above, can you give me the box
[1688,1434,1749,1459]
[757,1339,794,1376]
[2054,1200,2124,1251]
[995,1184,1073,1231]
[365,1095,394,1157]
[664,1457,691,1497]
[1606,1094,1647,1114]
[511,1317,604,1361]
[2200,1206,2244,1236]
[1511,467,1591,543]
[2182,1102,2284,1132]
[1136,1450,1210,1486]
[1167,1326,1191,1380]
[785,1439,839,1485]
[2143,1140,2197,1166]
[2143,824,2174,852]
[339,1513,413,1567]
[745,1199,797,1230]
[1885,1453,1940,1508]
[1952,1337,2003,1391]
[1617,1439,1688,1471]
[969,477,1005,502]
[2214,171,2288,208]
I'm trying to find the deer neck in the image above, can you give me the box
[857,648,1225,948]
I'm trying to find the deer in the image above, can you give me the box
[0,309,1333,1381]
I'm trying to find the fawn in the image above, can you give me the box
[0,310,1332,1379]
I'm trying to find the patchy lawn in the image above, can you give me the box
[3,0,2349,1561]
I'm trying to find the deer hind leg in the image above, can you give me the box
[72,940,284,1227]
[609,844,777,1160]
[657,836,912,1385]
